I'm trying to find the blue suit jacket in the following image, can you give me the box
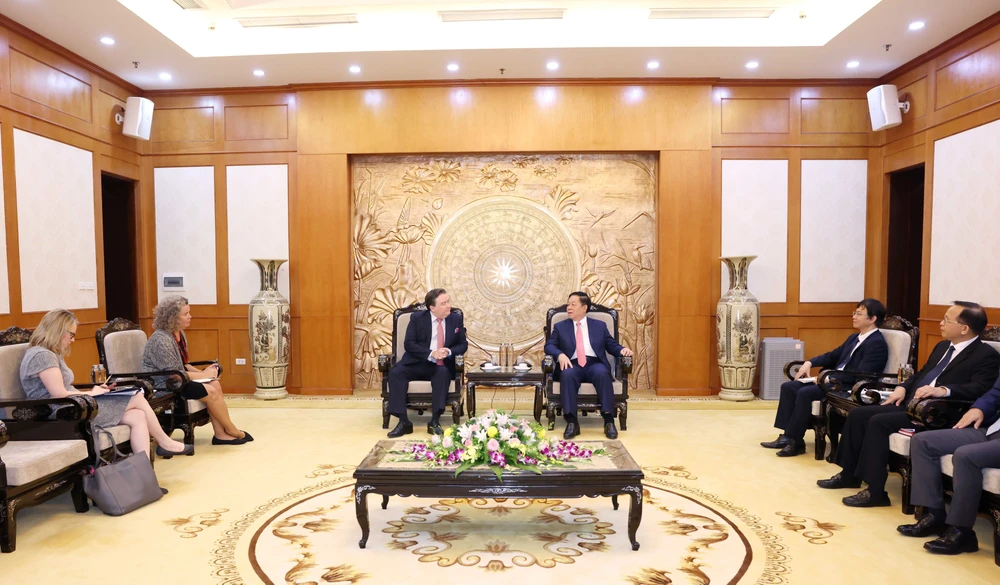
[972,376,1000,430]
[398,310,468,376]
[544,316,624,374]
[808,330,889,386]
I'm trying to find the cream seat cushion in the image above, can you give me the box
[811,401,822,416]
[889,432,910,456]
[551,381,625,396]
[941,455,1000,495]
[186,399,208,413]
[1,440,88,486]
[407,381,458,394]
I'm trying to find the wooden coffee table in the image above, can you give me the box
[353,439,644,550]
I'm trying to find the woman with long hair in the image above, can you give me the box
[20,309,192,458]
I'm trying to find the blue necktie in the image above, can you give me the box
[836,339,860,370]
[915,345,955,388]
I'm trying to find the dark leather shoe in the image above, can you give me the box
[212,436,248,446]
[842,489,891,508]
[760,435,790,449]
[155,444,195,458]
[776,439,805,457]
[604,421,618,439]
[924,526,979,555]
[387,421,413,438]
[898,514,946,538]
[160,487,169,495]
[427,422,444,435]
[817,472,862,489]
[564,422,580,439]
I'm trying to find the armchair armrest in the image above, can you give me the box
[109,369,189,391]
[906,398,975,430]
[849,380,896,405]
[455,355,465,372]
[783,361,805,381]
[619,355,633,379]
[542,355,555,375]
[0,419,7,448]
[377,354,392,373]
[0,395,97,423]
[77,379,154,400]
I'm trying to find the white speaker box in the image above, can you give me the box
[867,84,909,132]
[121,96,154,140]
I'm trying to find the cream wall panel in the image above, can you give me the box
[14,129,97,312]
[929,119,1000,307]
[721,159,788,302]
[799,160,868,303]
[0,126,9,314]
[154,167,217,305]
[226,165,289,304]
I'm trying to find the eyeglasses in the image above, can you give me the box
[67,331,76,339]
[942,317,962,326]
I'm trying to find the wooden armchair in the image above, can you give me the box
[95,318,214,450]
[377,303,466,428]
[537,303,633,431]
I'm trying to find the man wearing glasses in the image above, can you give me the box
[818,301,1000,508]
[762,298,889,457]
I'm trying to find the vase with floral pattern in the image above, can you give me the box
[717,256,759,401]
[250,259,290,400]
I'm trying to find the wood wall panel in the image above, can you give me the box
[150,107,215,143]
[184,328,220,364]
[8,48,92,123]
[721,98,789,134]
[224,105,288,141]
[935,39,1000,109]
[228,329,253,376]
[800,99,869,134]
[97,90,124,131]
[797,328,855,359]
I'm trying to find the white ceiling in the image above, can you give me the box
[0,0,997,91]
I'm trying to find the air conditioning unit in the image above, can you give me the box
[759,338,804,400]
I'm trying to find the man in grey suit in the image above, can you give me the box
[898,373,1000,555]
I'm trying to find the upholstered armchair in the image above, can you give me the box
[0,328,97,553]
[95,318,214,449]
[537,303,633,431]
[377,303,466,428]
[783,315,918,461]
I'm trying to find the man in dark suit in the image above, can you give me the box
[817,301,1000,508]
[897,373,1000,555]
[544,291,633,440]
[762,298,890,457]
[386,288,468,438]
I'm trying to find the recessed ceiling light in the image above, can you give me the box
[349,65,361,74]
[100,37,115,46]
[745,61,759,70]
[647,61,660,70]
[253,69,265,77]
[159,72,172,81]
[846,61,860,69]
[447,63,459,72]
[546,61,559,71]
[909,21,925,31]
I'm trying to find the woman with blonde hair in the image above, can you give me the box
[20,309,192,458]
[142,295,251,445]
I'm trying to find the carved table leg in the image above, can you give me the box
[381,495,389,510]
[1,499,17,553]
[611,495,619,510]
[626,485,642,551]
[355,485,374,549]
[468,382,477,418]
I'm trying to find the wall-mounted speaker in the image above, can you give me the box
[867,84,910,132]
[116,96,155,141]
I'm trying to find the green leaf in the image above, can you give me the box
[510,462,542,474]
[454,461,474,477]
[489,465,503,480]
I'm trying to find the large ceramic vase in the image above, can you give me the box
[249,259,290,400]
[717,256,760,402]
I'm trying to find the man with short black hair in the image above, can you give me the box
[386,289,468,438]
[818,301,1000,509]
[544,291,633,440]
[762,298,889,457]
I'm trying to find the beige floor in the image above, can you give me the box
[3,398,998,584]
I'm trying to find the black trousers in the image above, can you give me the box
[559,359,614,419]
[387,361,452,417]
[773,381,825,440]
[835,403,909,492]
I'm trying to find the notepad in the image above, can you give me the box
[798,376,817,384]
[192,378,219,383]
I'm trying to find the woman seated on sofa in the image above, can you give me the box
[142,295,251,446]
[20,309,192,458]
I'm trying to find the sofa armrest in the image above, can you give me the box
[906,398,975,430]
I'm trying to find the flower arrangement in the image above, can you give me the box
[396,410,603,479]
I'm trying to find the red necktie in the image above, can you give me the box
[436,318,445,365]
[575,321,587,366]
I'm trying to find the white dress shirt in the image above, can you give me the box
[570,317,598,361]
[427,315,451,363]
[931,336,978,395]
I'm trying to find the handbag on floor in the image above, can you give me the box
[83,426,163,516]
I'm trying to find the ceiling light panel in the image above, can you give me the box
[439,9,565,23]
[171,0,208,9]
[649,8,777,19]
[236,14,358,28]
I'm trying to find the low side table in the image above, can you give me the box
[465,369,544,420]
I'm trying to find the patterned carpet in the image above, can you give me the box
[4,404,998,584]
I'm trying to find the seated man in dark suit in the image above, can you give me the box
[762,298,889,457]
[818,301,1000,508]
[386,288,468,438]
[898,374,1000,555]
[544,291,633,440]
